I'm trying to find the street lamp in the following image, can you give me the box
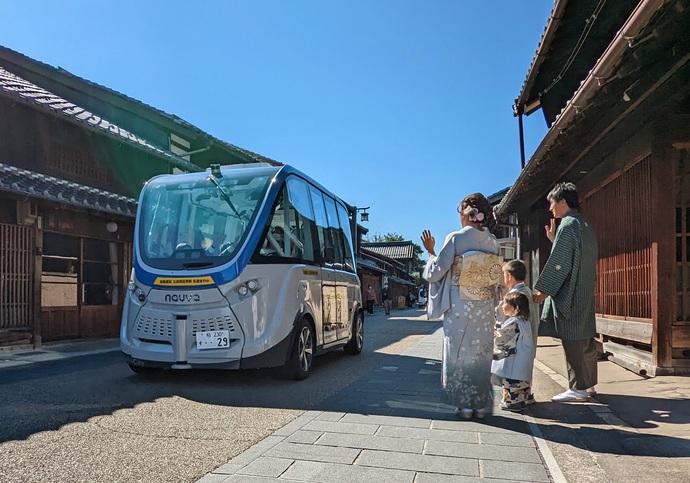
[357,206,370,222]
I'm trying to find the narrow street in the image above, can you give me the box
[0,309,432,482]
[3,310,690,482]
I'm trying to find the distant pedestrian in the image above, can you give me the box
[366,285,376,315]
[382,284,391,316]
[406,290,416,308]
[533,182,599,402]
[491,292,536,412]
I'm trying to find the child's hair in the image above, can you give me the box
[502,259,527,282]
[504,292,530,319]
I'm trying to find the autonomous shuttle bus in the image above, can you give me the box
[120,163,363,379]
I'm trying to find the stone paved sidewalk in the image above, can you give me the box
[198,324,553,482]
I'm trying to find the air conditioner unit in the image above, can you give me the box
[17,201,37,226]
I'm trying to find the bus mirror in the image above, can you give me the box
[323,247,335,263]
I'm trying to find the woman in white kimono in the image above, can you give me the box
[421,193,502,419]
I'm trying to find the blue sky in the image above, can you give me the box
[1,1,552,254]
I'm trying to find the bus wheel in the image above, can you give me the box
[286,319,314,380]
[344,313,363,355]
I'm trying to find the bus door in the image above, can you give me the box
[309,186,340,345]
[334,201,358,341]
[323,195,350,343]
[281,177,325,341]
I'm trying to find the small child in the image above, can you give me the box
[497,259,539,404]
[491,292,536,412]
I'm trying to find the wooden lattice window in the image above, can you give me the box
[584,156,653,320]
[0,223,34,329]
[48,141,111,183]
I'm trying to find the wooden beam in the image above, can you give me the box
[650,148,676,368]
[602,340,655,377]
[32,218,42,348]
[597,316,653,344]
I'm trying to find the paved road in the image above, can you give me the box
[0,309,433,483]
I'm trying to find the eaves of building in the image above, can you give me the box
[0,162,137,218]
[499,0,686,216]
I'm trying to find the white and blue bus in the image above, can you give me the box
[120,163,363,379]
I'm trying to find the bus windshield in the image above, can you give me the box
[138,167,275,270]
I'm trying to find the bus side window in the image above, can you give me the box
[308,186,330,264]
[335,202,355,273]
[256,182,315,262]
[259,190,287,257]
[323,195,345,269]
[286,177,316,263]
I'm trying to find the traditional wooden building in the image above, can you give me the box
[358,245,416,309]
[362,241,417,275]
[0,46,276,347]
[488,187,519,261]
[497,0,690,375]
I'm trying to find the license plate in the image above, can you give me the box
[196,330,230,350]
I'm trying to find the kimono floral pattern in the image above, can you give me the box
[422,225,501,412]
[442,298,495,410]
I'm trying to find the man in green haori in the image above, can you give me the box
[534,182,599,402]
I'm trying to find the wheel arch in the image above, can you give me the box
[285,309,316,365]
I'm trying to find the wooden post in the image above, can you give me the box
[32,216,43,349]
[650,148,676,369]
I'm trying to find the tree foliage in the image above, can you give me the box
[367,232,404,242]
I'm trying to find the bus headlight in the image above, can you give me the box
[135,288,147,303]
[128,281,136,292]
[237,279,259,296]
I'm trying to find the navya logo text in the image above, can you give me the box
[164,293,201,303]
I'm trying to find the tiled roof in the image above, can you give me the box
[0,46,280,167]
[361,241,415,260]
[487,186,510,205]
[0,66,202,173]
[514,1,640,123]
[514,1,562,114]
[387,275,415,286]
[0,162,137,217]
[356,258,387,274]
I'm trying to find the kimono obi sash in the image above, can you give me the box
[450,251,503,301]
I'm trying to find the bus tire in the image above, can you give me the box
[285,319,314,380]
[344,312,363,355]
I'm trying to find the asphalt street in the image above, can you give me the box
[4,308,690,482]
[0,308,434,483]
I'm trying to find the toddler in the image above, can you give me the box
[491,291,536,412]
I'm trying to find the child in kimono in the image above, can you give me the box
[496,259,540,404]
[491,291,536,412]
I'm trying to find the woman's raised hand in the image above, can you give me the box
[421,230,436,256]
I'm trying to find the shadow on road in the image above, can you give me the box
[2,308,690,463]
[0,311,436,443]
